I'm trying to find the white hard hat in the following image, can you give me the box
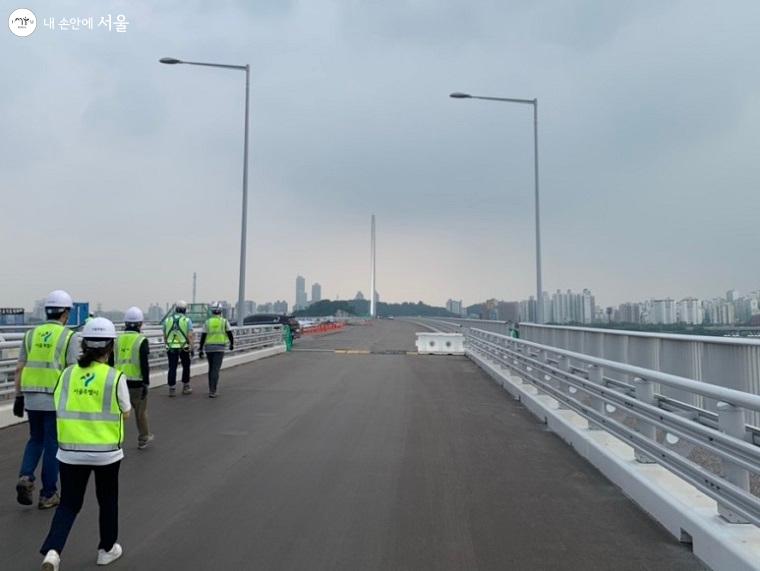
[124,306,144,323]
[176,300,188,310]
[44,290,73,309]
[82,317,117,339]
[211,303,223,314]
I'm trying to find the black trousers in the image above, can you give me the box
[167,348,191,386]
[207,352,225,393]
[41,460,121,555]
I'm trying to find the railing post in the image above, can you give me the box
[587,364,605,430]
[633,378,657,463]
[556,355,571,409]
[716,401,751,524]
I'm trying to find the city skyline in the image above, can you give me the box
[18,281,760,325]
[3,2,760,312]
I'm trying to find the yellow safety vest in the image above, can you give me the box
[54,363,124,452]
[114,331,146,381]
[20,322,74,394]
[205,316,229,347]
[163,314,191,349]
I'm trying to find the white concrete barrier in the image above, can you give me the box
[415,332,465,355]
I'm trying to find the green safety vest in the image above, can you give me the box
[114,331,146,381]
[164,314,190,349]
[205,316,229,347]
[54,363,124,452]
[20,322,74,394]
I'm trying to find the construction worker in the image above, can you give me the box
[13,290,79,510]
[40,317,131,570]
[199,303,235,399]
[163,300,194,396]
[198,304,234,398]
[113,306,154,449]
[282,323,293,351]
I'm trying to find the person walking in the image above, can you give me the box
[40,317,131,570]
[14,290,79,510]
[198,304,234,398]
[163,300,194,397]
[113,306,154,449]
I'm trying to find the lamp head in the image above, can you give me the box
[159,57,182,64]
[449,92,472,99]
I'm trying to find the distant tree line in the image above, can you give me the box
[293,299,456,318]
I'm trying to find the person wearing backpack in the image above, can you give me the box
[162,300,194,397]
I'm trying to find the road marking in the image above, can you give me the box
[293,348,422,356]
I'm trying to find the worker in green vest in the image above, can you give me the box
[198,303,234,398]
[282,324,293,351]
[163,300,194,396]
[14,289,80,510]
[113,306,153,449]
[40,317,131,570]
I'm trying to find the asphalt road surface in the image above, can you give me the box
[0,320,704,570]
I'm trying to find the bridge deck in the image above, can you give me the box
[0,321,703,569]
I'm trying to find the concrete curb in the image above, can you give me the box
[0,345,286,430]
[468,350,760,571]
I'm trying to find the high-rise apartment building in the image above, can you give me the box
[295,275,307,310]
[311,283,322,304]
[147,303,164,322]
[446,299,463,316]
[650,299,676,325]
[676,298,702,325]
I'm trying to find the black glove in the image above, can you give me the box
[141,385,148,399]
[199,350,205,359]
[229,345,234,352]
[13,395,24,418]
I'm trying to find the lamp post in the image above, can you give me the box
[449,91,544,323]
[160,57,251,324]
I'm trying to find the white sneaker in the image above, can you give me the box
[41,550,60,571]
[97,543,123,565]
[138,434,155,450]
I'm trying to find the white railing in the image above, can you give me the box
[467,327,760,526]
[519,323,760,424]
[0,325,283,399]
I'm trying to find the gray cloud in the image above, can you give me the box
[2,0,759,312]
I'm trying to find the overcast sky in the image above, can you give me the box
[2,0,759,311]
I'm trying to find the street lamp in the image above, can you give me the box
[449,91,544,323]
[160,57,251,324]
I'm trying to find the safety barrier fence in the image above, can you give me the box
[0,325,283,400]
[466,327,760,527]
[300,322,345,335]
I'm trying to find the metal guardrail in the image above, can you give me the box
[466,327,760,526]
[519,323,760,426]
[0,325,283,400]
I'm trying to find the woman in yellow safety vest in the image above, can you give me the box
[39,318,132,571]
